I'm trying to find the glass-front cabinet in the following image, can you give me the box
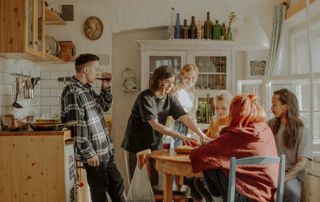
[138,40,234,93]
[138,40,234,124]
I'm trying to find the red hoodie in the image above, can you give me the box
[190,122,278,202]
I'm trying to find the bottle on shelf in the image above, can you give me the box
[174,13,181,39]
[212,20,222,40]
[204,12,213,40]
[168,7,175,40]
[196,20,202,40]
[226,26,232,40]
[221,22,227,40]
[190,16,197,39]
[205,93,211,123]
[182,19,189,39]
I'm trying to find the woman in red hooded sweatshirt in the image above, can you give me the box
[190,95,279,202]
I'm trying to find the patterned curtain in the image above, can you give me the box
[265,4,288,76]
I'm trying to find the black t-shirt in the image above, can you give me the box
[121,89,186,153]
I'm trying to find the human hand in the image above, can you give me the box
[183,137,200,148]
[100,72,112,89]
[87,155,100,167]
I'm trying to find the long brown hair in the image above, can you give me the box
[269,88,304,148]
[229,94,266,128]
[149,66,176,93]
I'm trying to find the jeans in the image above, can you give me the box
[203,169,251,202]
[84,157,126,202]
[283,176,302,202]
[173,120,188,147]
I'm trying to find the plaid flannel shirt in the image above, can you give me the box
[61,76,114,163]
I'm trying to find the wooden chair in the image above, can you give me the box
[227,155,286,202]
[136,149,190,202]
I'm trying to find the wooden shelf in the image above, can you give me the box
[45,7,66,25]
[34,53,66,64]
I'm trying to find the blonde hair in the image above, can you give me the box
[214,90,233,106]
[180,64,199,78]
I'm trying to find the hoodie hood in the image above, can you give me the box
[221,122,270,140]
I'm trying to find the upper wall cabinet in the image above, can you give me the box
[137,40,235,97]
[0,0,65,63]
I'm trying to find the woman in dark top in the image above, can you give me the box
[121,65,209,182]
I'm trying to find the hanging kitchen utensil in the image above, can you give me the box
[12,77,23,108]
[31,77,41,88]
[23,78,34,99]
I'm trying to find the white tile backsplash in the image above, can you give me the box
[0,57,112,121]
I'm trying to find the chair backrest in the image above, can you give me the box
[227,155,286,202]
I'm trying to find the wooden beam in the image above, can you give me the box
[286,0,315,19]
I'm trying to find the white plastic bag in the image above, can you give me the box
[127,163,155,202]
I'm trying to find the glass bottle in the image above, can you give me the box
[182,19,189,39]
[221,22,227,40]
[174,13,181,39]
[204,12,213,40]
[212,20,221,40]
[196,20,202,40]
[168,7,175,40]
[227,26,232,40]
[190,16,197,39]
[205,93,211,123]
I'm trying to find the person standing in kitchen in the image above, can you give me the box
[61,54,126,202]
[121,65,210,184]
[172,64,199,146]
[268,88,313,202]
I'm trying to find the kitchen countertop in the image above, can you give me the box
[0,130,71,139]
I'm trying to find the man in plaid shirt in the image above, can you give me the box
[61,54,126,202]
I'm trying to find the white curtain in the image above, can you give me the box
[266,4,288,76]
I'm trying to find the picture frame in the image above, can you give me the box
[250,60,266,76]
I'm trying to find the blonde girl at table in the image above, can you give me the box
[206,90,233,139]
[121,66,210,185]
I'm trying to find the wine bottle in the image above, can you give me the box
[204,12,213,40]
[221,22,226,40]
[174,13,181,39]
[182,19,189,39]
[205,93,211,123]
[190,16,197,39]
[212,20,221,40]
[168,7,175,40]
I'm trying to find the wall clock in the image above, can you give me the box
[84,16,103,40]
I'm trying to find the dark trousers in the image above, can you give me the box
[84,157,126,202]
[203,169,251,202]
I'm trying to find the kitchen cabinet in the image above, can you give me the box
[137,40,235,97]
[0,0,66,63]
[0,130,76,202]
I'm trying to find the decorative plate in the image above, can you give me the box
[83,16,103,40]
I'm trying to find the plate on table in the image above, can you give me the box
[175,145,194,154]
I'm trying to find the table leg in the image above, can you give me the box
[163,173,173,202]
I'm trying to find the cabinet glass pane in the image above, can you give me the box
[208,74,226,90]
[27,0,33,49]
[195,56,227,73]
[196,74,208,89]
[149,56,181,75]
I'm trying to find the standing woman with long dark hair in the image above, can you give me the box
[121,66,209,184]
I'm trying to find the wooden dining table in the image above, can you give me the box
[150,149,203,202]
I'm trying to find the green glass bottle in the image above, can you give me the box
[205,93,211,123]
[212,20,221,40]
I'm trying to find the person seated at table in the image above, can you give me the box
[206,90,233,139]
[190,95,279,202]
[121,65,210,186]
